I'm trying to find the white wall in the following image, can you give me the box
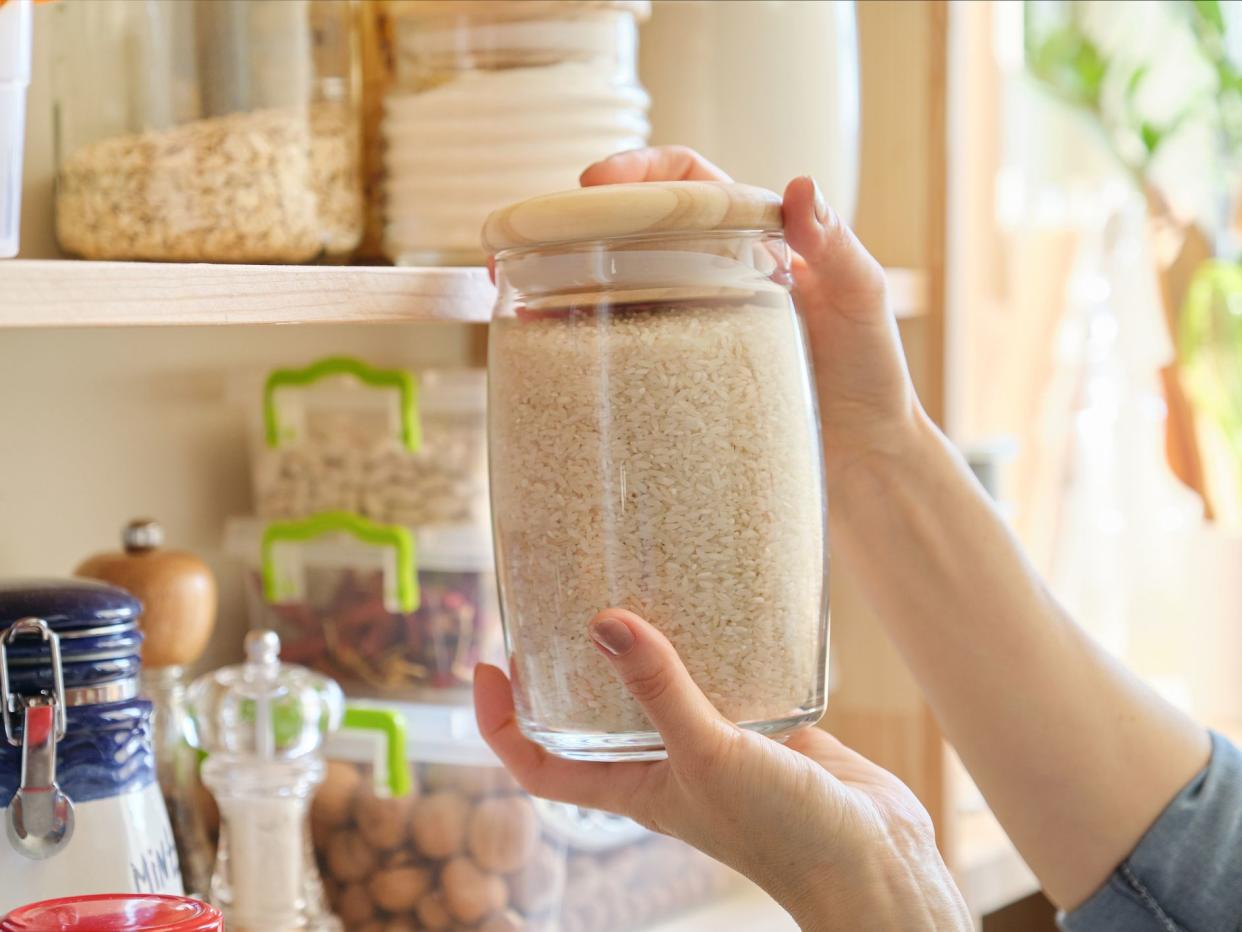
[0,324,477,674]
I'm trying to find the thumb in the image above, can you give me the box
[587,609,731,761]
[782,175,888,326]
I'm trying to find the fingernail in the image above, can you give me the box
[589,616,635,656]
[810,177,828,224]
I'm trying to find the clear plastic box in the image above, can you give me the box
[226,514,500,701]
[0,0,31,258]
[246,359,489,528]
[314,702,568,931]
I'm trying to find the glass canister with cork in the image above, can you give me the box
[485,182,830,761]
[0,579,182,911]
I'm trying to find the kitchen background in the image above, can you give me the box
[2,1,1240,930]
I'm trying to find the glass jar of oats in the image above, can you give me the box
[484,182,829,761]
[52,0,362,263]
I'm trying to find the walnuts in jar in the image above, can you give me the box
[312,760,565,928]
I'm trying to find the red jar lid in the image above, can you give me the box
[0,895,222,931]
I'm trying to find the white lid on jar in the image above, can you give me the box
[481,180,783,256]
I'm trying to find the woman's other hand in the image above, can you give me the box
[475,610,970,932]
[580,146,922,486]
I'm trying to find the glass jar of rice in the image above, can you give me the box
[484,181,829,761]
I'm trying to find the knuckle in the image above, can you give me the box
[622,664,672,707]
[676,722,741,782]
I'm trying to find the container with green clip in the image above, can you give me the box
[311,700,572,930]
[244,356,488,527]
[225,512,500,700]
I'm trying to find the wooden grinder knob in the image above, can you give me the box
[75,519,218,669]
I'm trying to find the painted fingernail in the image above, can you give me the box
[811,177,828,224]
[589,616,635,656]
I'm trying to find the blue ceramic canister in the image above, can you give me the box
[0,579,182,913]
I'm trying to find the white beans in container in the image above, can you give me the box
[245,360,489,527]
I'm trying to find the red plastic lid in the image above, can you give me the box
[0,895,222,931]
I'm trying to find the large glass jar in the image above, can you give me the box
[52,0,362,263]
[382,0,650,266]
[484,182,830,761]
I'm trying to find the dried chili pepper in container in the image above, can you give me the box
[225,513,500,701]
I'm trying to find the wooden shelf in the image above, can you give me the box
[0,261,496,327]
[0,260,925,328]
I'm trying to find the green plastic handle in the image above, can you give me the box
[263,356,422,452]
[342,706,413,798]
[261,511,420,613]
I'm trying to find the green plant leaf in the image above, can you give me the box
[1026,20,1108,109]
[1140,121,1164,154]
[1190,0,1225,36]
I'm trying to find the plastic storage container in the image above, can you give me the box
[0,0,32,258]
[558,830,741,932]
[249,359,488,527]
[313,701,567,931]
[51,0,362,262]
[226,514,500,699]
[485,182,830,761]
[382,0,650,266]
[0,580,181,912]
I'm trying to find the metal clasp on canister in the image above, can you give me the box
[0,618,73,860]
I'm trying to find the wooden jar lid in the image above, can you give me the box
[389,1,650,24]
[482,181,783,256]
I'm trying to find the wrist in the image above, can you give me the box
[769,850,969,932]
[826,403,947,506]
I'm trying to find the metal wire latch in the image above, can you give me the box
[1,617,74,859]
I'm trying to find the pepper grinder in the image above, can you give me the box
[188,630,343,932]
[75,518,217,899]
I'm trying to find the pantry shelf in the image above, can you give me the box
[0,260,496,327]
[0,260,926,327]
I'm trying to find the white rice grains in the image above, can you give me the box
[489,300,828,740]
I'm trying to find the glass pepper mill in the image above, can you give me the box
[75,518,217,899]
[188,630,343,932]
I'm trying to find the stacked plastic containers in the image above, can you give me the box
[382,0,651,266]
[229,357,741,926]
[229,358,492,701]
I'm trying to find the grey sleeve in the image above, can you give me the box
[1058,731,1242,932]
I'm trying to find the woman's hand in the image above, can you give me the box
[580,146,923,486]
[475,609,970,932]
